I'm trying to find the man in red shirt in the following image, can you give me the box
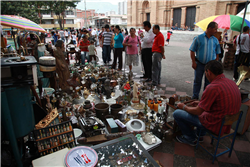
[152,25,165,86]
[173,60,241,146]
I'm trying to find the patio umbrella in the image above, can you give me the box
[195,15,250,32]
[0,15,45,32]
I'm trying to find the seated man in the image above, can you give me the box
[173,60,241,146]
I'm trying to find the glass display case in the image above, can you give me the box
[91,134,159,167]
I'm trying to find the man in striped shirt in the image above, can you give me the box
[101,24,113,64]
[173,60,241,146]
[189,22,221,99]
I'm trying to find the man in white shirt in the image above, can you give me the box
[233,26,250,80]
[140,21,155,82]
[59,29,65,42]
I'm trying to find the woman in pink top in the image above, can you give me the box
[123,28,141,72]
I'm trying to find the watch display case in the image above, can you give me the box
[91,134,159,167]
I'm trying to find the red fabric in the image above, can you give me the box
[79,40,90,52]
[152,32,164,53]
[198,74,241,136]
[167,32,172,39]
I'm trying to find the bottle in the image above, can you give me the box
[43,129,46,138]
[69,122,72,131]
[52,128,55,135]
[47,130,50,137]
[57,126,60,133]
[65,135,68,143]
[66,123,70,131]
[38,142,41,151]
[154,102,158,112]
[70,134,73,141]
[60,135,63,144]
[63,125,66,132]
[61,126,63,133]
[150,102,154,110]
[63,135,66,143]
[55,127,57,134]
[39,130,43,139]
[44,141,47,149]
[49,128,52,136]
[47,141,50,149]
[55,139,58,146]
[41,143,44,150]
[148,98,152,107]
[40,152,43,157]
[57,136,60,145]
[50,139,53,146]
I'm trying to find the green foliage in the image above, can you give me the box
[43,0,78,29]
[1,0,79,28]
[1,1,42,24]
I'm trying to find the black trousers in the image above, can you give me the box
[141,48,153,78]
[112,48,123,70]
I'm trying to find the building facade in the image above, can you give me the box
[76,9,105,28]
[118,0,128,15]
[127,0,247,30]
[39,8,79,29]
[106,11,116,16]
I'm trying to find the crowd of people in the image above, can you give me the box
[8,20,247,148]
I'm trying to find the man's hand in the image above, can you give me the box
[128,44,132,47]
[191,101,200,107]
[177,103,185,110]
[162,55,166,59]
[192,61,197,70]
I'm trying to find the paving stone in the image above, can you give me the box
[196,158,219,167]
[235,151,250,167]
[153,152,174,167]
[216,148,240,165]
[166,87,176,91]
[233,140,250,153]
[173,154,197,167]
[174,142,195,157]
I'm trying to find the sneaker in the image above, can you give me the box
[145,78,152,82]
[176,135,197,146]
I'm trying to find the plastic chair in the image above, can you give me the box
[196,111,243,164]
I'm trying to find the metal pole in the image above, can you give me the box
[84,0,87,28]
[239,0,249,53]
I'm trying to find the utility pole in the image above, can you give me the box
[84,0,87,28]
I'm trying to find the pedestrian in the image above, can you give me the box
[165,31,172,46]
[125,28,128,36]
[123,28,141,72]
[59,29,65,42]
[151,25,165,86]
[91,28,97,46]
[52,31,59,45]
[98,27,105,47]
[173,60,241,146]
[79,34,90,65]
[138,28,143,37]
[65,29,69,43]
[112,25,124,70]
[189,22,221,99]
[71,33,77,45]
[140,21,155,81]
[233,26,250,81]
[88,40,97,64]
[101,24,113,64]
[111,25,115,33]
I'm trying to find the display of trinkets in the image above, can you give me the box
[92,134,159,167]
[34,120,75,157]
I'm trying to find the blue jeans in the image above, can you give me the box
[192,61,210,99]
[152,52,162,85]
[102,45,111,63]
[81,51,89,64]
[173,109,206,141]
